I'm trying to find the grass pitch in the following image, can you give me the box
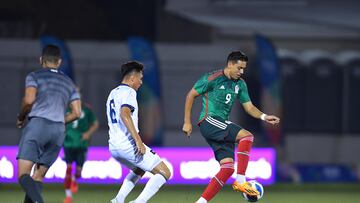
[1,183,359,203]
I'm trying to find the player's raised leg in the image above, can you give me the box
[232,129,259,196]
[130,161,171,203]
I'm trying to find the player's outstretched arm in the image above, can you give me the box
[120,106,146,155]
[242,101,280,125]
[182,88,200,137]
[17,87,37,128]
[65,99,81,124]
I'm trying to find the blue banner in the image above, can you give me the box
[128,37,163,146]
[255,35,282,145]
[40,36,75,80]
[296,164,358,183]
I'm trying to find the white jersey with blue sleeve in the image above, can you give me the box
[106,84,162,172]
[106,84,139,150]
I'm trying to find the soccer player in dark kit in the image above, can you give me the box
[16,45,81,203]
[182,51,280,203]
[63,87,99,203]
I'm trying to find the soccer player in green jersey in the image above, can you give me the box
[182,51,280,203]
[63,89,99,203]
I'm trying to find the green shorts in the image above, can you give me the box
[199,116,243,161]
[63,147,87,167]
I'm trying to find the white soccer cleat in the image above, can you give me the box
[110,198,118,203]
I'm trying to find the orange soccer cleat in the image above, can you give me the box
[232,181,260,196]
[70,181,78,194]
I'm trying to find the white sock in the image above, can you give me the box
[115,171,141,202]
[196,197,207,203]
[65,189,72,197]
[135,174,167,203]
[236,174,246,184]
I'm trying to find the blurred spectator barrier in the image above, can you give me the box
[0,146,275,185]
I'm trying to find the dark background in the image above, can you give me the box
[1,0,360,179]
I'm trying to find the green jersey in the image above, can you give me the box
[63,104,97,149]
[194,70,251,122]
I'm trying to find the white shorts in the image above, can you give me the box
[110,144,162,172]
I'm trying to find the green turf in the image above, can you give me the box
[1,183,359,203]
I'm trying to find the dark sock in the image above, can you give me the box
[35,181,43,193]
[19,174,44,203]
[24,194,32,203]
[24,178,43,202]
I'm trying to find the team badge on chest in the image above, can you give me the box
[235,85,239,94]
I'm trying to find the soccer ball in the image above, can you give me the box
[242,180,264,202]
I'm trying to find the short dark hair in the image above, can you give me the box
[227,51,248,64]
[42,45,61,63]
[120,61,144,80]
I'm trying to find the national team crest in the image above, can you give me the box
[235,85,239,94]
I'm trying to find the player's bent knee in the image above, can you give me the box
[159,166,171,180]
[18,170,29,179]
[220,158,234,165]
[163,167,171,180]
[236,130,254,143]
[18,173,29,182]
[32,165,48,181]
[153,162,171,180]
[32,176,44,182]
[32,173,46,182]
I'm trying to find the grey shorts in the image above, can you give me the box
[17,117,65,168]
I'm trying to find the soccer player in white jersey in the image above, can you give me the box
[106,61,171,203]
